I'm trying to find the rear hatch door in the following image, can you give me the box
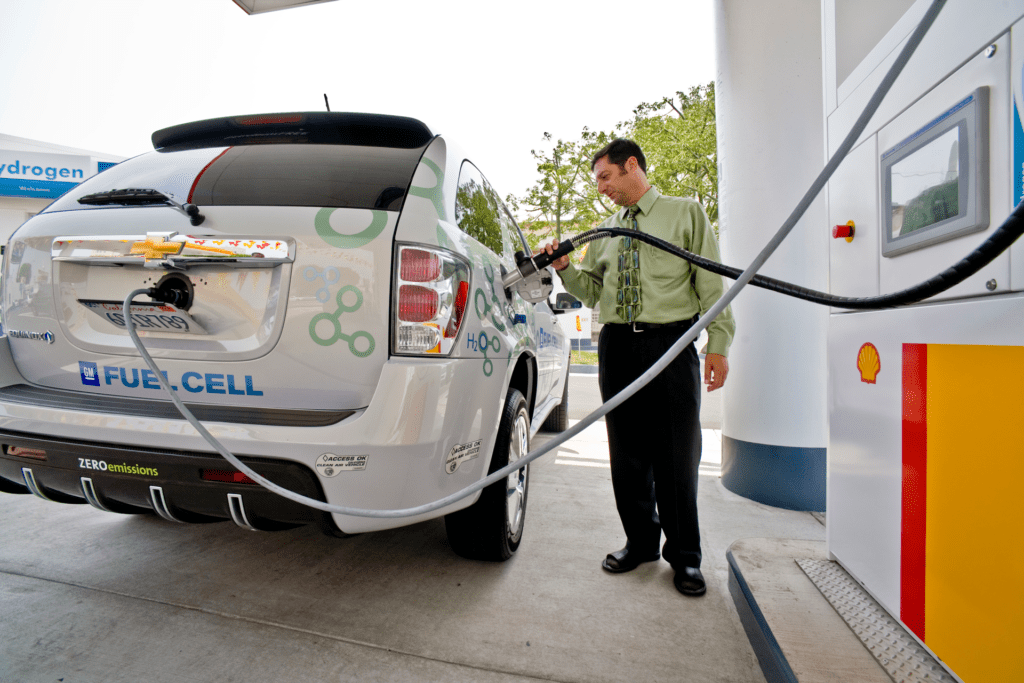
[3,113,434,412]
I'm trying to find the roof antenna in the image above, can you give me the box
[324,94,331,112]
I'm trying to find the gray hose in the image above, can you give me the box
[124,0,947,518]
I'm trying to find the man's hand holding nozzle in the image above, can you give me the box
[536,239,570,271]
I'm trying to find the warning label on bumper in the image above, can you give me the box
[316,453,367,477]
[445,440,481,474]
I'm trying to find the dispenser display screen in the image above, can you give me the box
[890,126,961,237]
[881,87,988,257]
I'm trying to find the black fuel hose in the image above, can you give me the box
[543,200,1024,310]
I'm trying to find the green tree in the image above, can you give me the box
[575,126,620,224]
[513,82,719,238]
[516,133,593,245]
[625,83,719,226]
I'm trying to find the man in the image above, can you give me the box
[542,139,734,596]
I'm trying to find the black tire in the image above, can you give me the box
[541,372,569,432]
[445,388,530,561]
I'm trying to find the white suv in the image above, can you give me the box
[0,112,570,561]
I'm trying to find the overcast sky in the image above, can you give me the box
[0,0,716,208]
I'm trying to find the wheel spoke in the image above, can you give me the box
[505,412,530,531]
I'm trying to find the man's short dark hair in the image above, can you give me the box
[591,138,647,174]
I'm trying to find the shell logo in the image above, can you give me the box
[857,342,881,383]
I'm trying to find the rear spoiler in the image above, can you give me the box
[152,112,435,150]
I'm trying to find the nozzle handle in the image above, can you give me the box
[504,240,576,290]
[531,239,575,270]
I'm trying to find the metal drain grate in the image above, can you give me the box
[796,559,957,683]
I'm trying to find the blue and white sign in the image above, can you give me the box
[0,151,91,199]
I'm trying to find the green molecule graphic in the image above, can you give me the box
[309,285,375,357]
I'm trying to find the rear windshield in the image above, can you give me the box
[44,142,427,214]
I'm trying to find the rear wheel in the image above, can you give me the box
[445,388,530,561]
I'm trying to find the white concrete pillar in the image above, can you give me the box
[714,0,829,510]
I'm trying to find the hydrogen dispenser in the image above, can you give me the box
[826,8,1024,681]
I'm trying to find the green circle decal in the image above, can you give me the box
[314,208,388,249]
[408,158,446,220]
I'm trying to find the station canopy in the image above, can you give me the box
[231,0,338,14]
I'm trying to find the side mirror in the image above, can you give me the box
[551,292,582,315]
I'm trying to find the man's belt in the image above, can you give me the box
[608,316,699,332]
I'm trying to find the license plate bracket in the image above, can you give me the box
[78,299,207,335]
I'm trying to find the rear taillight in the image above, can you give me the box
[393,244,470,355]
[6,446,47,461]
[398,285,439,322]
[400,248,441,282]
[235,114,303,125]
[201,469,258,485]
[446,280,470,338]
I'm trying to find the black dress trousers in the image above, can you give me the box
[597,319,703,569]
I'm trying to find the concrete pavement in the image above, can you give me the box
[0,374,826,683]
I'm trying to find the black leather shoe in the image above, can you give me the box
[673,566,706,596]
[601,546,660,573]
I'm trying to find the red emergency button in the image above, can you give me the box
[833,220,855,242]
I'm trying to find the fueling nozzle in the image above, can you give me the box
[147,273,194,309]
[502,240,575,303]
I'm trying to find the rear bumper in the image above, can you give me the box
[0,429,334,532]
[0,351,508,534]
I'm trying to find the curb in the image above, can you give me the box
[726,547,799,683]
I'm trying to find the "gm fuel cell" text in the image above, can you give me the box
[79,361,264,396]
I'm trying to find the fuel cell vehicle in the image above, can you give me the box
[0,112,571,561]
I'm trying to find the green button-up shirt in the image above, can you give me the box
[557,187,735,357]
